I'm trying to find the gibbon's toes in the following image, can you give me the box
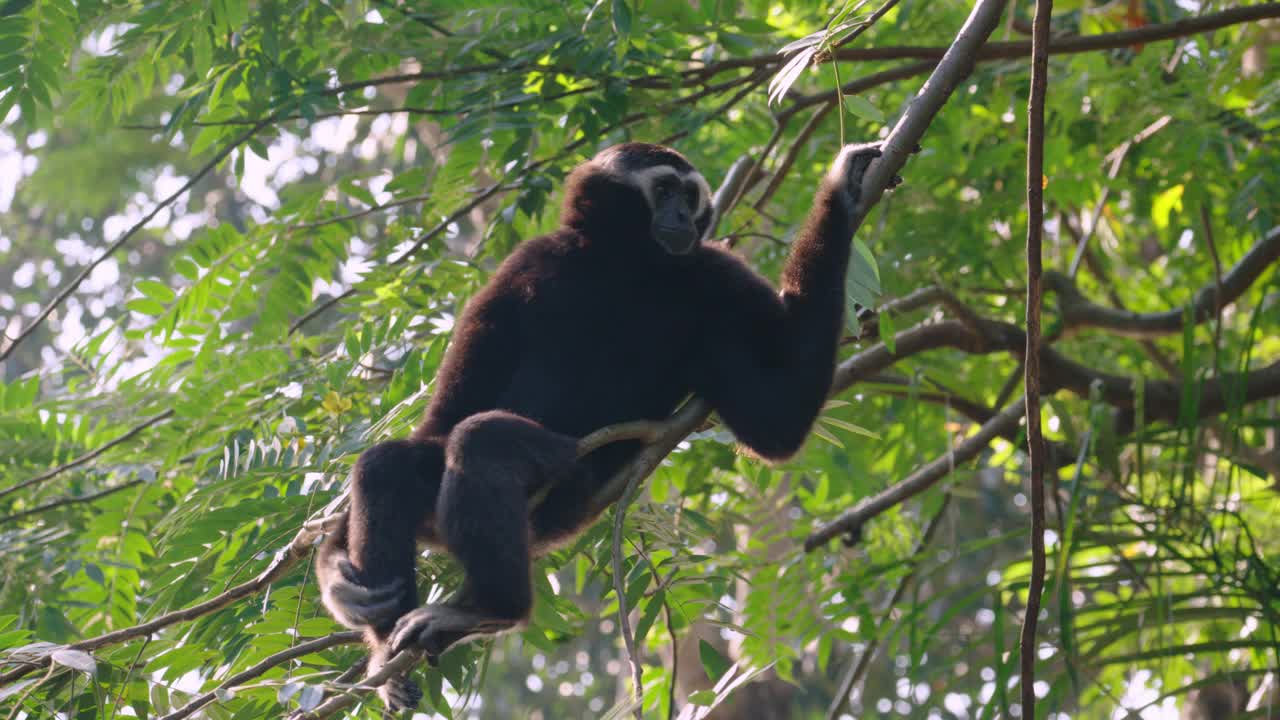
[389,607,437,656]
[389,606,463,662]
[378,675,423,712]
[886,174,904,189]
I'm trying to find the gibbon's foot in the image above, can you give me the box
[389,605,521,663]
[318,555,406,630]
[378,674,423,713]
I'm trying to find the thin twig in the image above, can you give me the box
[157,632,362,720]
[612,471,646,720]
[0,410,174,501]
[1200,204,1225,376]
[1019,0,1053,715]
[665,602,679,720]
[825,492,952,719]
[289,647,424,719]
[577,421,668,457]
[755,102,835,210]
[287,183,509,334]
[287,192,433,233]
[804,399,1026,550]
[0,118,275,362]
[0,479,145,526]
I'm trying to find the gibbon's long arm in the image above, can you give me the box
[412,269,524,440]
[689,145,881,460]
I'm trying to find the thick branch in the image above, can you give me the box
[805,324,1280,552]
[856,1,1009,207]
[1048,226,1280,339]
[700,5,1280,81]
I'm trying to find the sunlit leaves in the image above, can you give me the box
[0,1,1277,719]
[1152,182,1185,229]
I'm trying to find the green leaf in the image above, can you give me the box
[841,92,884,123]
[821,415,880,439]
[126,298,166,316]
[611,0,632,35]
[698,639,731,681]
[878,309,896,353]
[845,237,880,331]
[136,280,176,304]
[687,689,717,706]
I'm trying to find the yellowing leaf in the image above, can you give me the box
[1152,183,1184,229]
[321,391,352,417]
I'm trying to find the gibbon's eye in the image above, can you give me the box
[655,180,674,199]
[685,186,699,208]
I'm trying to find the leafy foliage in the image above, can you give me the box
[0,1,1278,718]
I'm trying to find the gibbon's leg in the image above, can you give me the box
[318,439,445,628]
[388,410,578,662]
[316,438,444,711]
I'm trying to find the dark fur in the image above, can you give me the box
[316,142,887,709]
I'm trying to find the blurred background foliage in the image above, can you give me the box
[0,0,1278,718]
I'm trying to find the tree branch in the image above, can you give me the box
[0,118,275,362]
[0,410,174,502]
[0,479,145,526]
[288,647,424,719]
[694,5,1280,81]
[1019,0,1053,714]
[1048,226,1280,339]
[158,631,362,720]
[804,399,1028,551]
[0,515,329,685]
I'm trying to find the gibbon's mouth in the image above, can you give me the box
[654,224,699,255]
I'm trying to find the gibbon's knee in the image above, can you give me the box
[446,410,577,487]
[350,440,415,501]
[445,411,514,467]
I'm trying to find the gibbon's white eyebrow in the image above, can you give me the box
[614,165,712,216]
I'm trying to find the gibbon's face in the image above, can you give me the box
[592,143,714,255]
